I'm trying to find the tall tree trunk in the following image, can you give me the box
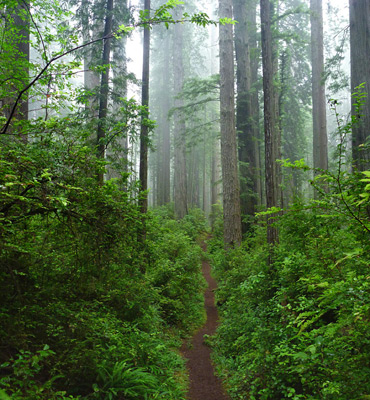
[159,34,171,205]
[97,0,114,185]
[203,127,207,213]
[233,0,259,233]
[106,0,129,182]
[82,0,103,118]
[261,0,278,247]
[350,0,370,170]
[13,1,29,126]
[139,0,150,215]
[2,1,30,135]
[311,0,328,180]
[210,24,221,213]
[211,140,221,204]
[173,11,188,219]
[156,123,163,206]
[273,0,282,209]
[219,0,242,247]
[249,2,262,207]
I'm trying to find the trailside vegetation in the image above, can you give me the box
[208,100,370,399]
[2,0,370,398]
[0,1,214,398]
[0,119,208,398]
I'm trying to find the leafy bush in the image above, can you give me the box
[0,116,207,399]
[209,95,370,399]
[210,193,370,400]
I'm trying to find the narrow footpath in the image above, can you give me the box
[181,243,230,400]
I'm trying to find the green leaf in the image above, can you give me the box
[0,390,10,400]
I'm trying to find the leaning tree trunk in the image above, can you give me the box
[219,0,242,247]
[350,0,370,170]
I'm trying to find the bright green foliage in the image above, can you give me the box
[210,207,370,399]
[0,0,227,398]
[0,132,206,398]
[137,0,217,30]
[208,99,370,399]
[0,94,205,400]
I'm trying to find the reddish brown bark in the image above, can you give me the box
[350,0,370,170]
[261,0,279,247]
[219,0,242,247]
[311,0,328,176]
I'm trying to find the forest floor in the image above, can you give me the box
[181,242,230,400]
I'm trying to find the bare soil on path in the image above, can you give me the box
[181,243,230,400]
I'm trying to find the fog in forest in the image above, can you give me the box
[1,0,370,398]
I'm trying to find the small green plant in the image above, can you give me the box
[0,345,75,399]
[92,361,159,400]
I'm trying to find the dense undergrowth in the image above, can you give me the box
[0,125,207,399]
[208,169,370,399]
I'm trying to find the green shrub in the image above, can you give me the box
[211,202,370,399]
[0,123,206,399]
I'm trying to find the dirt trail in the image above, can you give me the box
[181,243,230,400]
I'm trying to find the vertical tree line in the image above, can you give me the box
[139,0,151,216]
[233,0,259,233]
[311,0,328,183]
[219,0,242,246]
[350,0,370,171]
[172,6,188,219]
[2,0,368,249]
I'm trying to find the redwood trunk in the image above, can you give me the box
[97,0,114,185]
[139,0,151,214]
[219,0,242,247]
[350,0,370,170]
[311,0,328,178]
[261,0,278,246]
[233,0,259,232]
[173,12,188,219]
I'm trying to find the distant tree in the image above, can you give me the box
[219,0,242,247]
[350,0,370,170]
[97,0,114,185]
[77,0,105,117]
[139,0,151,215]
[158,34,171,206]
[172,7,188,219]
[233,0,259,232]
[211,137,221,209]
[277,0,311,203]
[149,24,172,207]
[260,0,279,246]
[1,1,30,133]
[311,0,328,179]
[13,1,30,125]
[210,26,222,211]
[107,0,130,179]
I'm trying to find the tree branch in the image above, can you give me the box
[0,13,218,135]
